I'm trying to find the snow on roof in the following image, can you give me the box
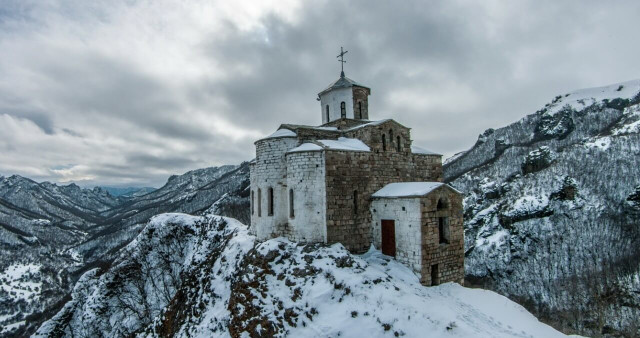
[544,79,640,116]
[318,137,370,152]
[259,128,297,140]
[287,143,323,153]
[411,145,440,155]
[344,119,392,131]
[372,182,459,198]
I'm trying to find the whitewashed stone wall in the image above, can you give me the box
[370,198,423,274]
[285,150,327,242]
[250,136,299,240]
[319,87,354,123]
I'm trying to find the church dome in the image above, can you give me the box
[318,73,370,97]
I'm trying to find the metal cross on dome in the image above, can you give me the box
[337,46,348,76]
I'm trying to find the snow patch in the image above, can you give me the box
[372,182,457,198]
[287,143,323,153]
[318,137,371,152]
[504,195,549,217]
[260,128,297,140]
[544,79,640,116]
[584,136,611,150]
[411,145,440,155]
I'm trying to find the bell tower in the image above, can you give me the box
[318,47,371,124]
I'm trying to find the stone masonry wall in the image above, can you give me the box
[352,86,370,120]
[419,188,464,286]
[344,120,412,155]
[323,118,367,130]
[285,151,327,243]
[370,198,422,273]
[250,136,299,240]
[324,149,441,253]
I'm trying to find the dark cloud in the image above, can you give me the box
[2,109,55,134]
[0,0,639,187]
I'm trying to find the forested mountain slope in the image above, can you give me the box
[0,164,250,337]
[445,80,640,336]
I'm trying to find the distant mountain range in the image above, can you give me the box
[0,164,250,336]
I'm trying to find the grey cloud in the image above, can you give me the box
[1,0,639,187]
[1,109,55,134]
[124,153,201,169]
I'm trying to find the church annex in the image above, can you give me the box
[249,53,464,286]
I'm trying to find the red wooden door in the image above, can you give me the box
[381,220,396,257]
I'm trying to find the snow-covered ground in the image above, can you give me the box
[0,263,42,335]
[35,213,569,337]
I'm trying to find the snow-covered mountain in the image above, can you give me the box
[0,164,250,337]
[445,80,640,336]
[0,176,125,336]
[34,212,566,338]
[4,78,640,337]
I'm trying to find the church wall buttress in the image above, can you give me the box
[285,151,327,243]
[250,137,299,240]
[352,87,370,120]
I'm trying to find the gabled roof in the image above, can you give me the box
[286,137,371,154]
[372,182,461,198]
[318,74,370,96]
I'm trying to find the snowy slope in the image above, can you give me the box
[34,213,567,338]
[445,80,640,337]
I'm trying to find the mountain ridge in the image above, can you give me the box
[445,78,640,336]
[0,164,250,336]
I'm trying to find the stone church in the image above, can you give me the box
[249,62,464,286]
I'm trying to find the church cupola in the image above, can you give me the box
[318,47,371,124]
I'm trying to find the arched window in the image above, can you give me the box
[325,105,330,122]
[353,190,358,214]
[268,187,274,216]
[389,129,394,145]
[289,189,294,218]
[257,189,262,217]
[437,198,448,210]
[357,102,362,119]
[382,134,386,151]
[438,217,450,244]
[340,101,346,118]
[397,136,401,152]
[251,190,254,215]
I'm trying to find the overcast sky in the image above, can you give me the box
[0,0,638,187]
